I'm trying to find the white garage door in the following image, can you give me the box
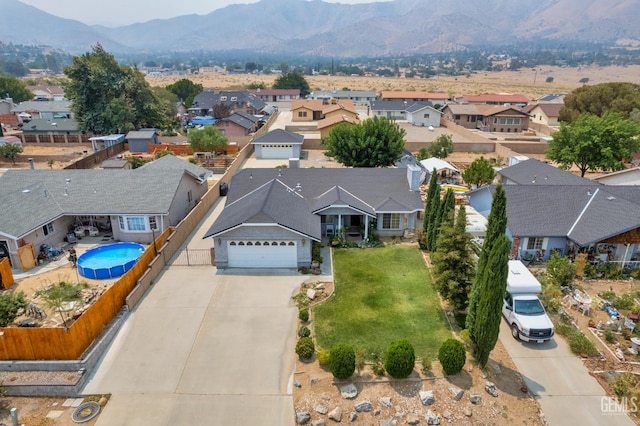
[227,240,297,268]
[260,144,295,159]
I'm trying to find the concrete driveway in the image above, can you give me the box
[83,266,302,425]
[500,320,635,426]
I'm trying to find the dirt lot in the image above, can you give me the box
[146,64,640,100]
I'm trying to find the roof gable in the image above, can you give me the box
[252,128,304,144]
[499,159,593,186]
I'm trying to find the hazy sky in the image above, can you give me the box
[20,0,388,26]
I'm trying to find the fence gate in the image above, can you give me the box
[165,248,214,266]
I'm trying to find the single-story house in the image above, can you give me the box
[380,91,450,105]
[215,111,260,137]
[189,90,266,116]
[27,85,66,101]
[0,155,212,270]
[251,129,304,159]
[522,103,562,127]
[126,128,160,153]
[204,166,424,268]
[12,101,73,120]
[21,118,81,135]
[317,114,359,138]
[309,90,376,104]
[467,159,640,265]
[248,89,300,102]
[592,167,640,186]
[455,93,530,106]
[406,103,442,127]
[442,104,529,132]
[291,99,357,123]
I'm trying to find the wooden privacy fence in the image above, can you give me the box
[0,227,172,360]
[64,141,127,169]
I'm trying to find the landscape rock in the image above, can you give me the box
[406,413,420,424]
[349,412,358,422]
[379,397,393,408]
[294,380,302,388]
[315,283,325,290]
[449,386,464,401]
[425,409,440,425]
[379,419,396,426]
[310,376,318,385]
[463,407,472,417]
[328,407,343,422]
[354,401,373,412]
[340,383,358,399]
[470,393,482,405]
[312,420,326,426]
[374,409,381,415]
[485,381,499,397]
[307,289,317,300]
[316,405,329,415]
[419,390,435,405]
[296,411,311,424]
[442,410,452,419]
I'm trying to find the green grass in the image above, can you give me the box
[314,245,451,359]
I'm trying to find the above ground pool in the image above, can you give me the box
[77,242,146,280]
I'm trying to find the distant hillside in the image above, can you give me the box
[2,0,639,56]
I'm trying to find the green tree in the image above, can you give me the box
[421,169,440,249]
[165,78,203,107]
[546,113,640,177]
[0,143,23,165]
[426,134,454,158]
[432,206,475,311]
[461,156,497,188]
[322,116,405,167]
[429,188,454,251]
[64,44,167,134]
[466,184,507,355]
[272,72,310,97]
[0,291,28,327]
[39,281,86,328]
[188,126,228,152]
[559,82,640,123]
[126,156,149,169]
[545,253,576,287]
[416,147,429,161]
[0,75,33,103]
[151,86,179,128]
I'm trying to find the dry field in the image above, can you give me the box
[147,64,640,100]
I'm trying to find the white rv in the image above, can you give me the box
[502,260,555,343]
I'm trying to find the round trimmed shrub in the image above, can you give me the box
[298,325,311,338]
[296,337,315,360]
[437,338,466,375]
[329,343,356,380]
[317,349,331,366]
[384,339,415,379]
[299,308,309,322]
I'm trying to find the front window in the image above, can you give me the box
[382,213,401,229]
[42,222,54,236]
[298,111,307,118]
[527,237,544,250]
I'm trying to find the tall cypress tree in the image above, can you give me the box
[432,205,475,311]
[430,188,455,251]
[472,234,510,367]
[422,169,440,250]
[466,184,508,345]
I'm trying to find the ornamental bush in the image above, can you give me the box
[317,349,331,366]
[329,343,356,380]
[437,338,466,375]
[299,308,309,322]
[296,337,315,360]
[384,339,415,379]
[298,325,311,338]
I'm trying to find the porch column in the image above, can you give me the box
[364,216,369,240]
[338,215,342,233]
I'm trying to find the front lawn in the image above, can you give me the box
[313,244,451,359]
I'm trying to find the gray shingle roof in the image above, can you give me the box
[370,100,432,112]
[252,129,304,145]
[499,159,594,186]
[12,101,71,113]
[205,168,423,240]
[126,129,157,139]
[191,90,266,112]
[218,112,259,130]
[503,185,640,246]
[22,118,79,132]
[0,155,211,239]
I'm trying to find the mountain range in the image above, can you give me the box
[1,0,639,56]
